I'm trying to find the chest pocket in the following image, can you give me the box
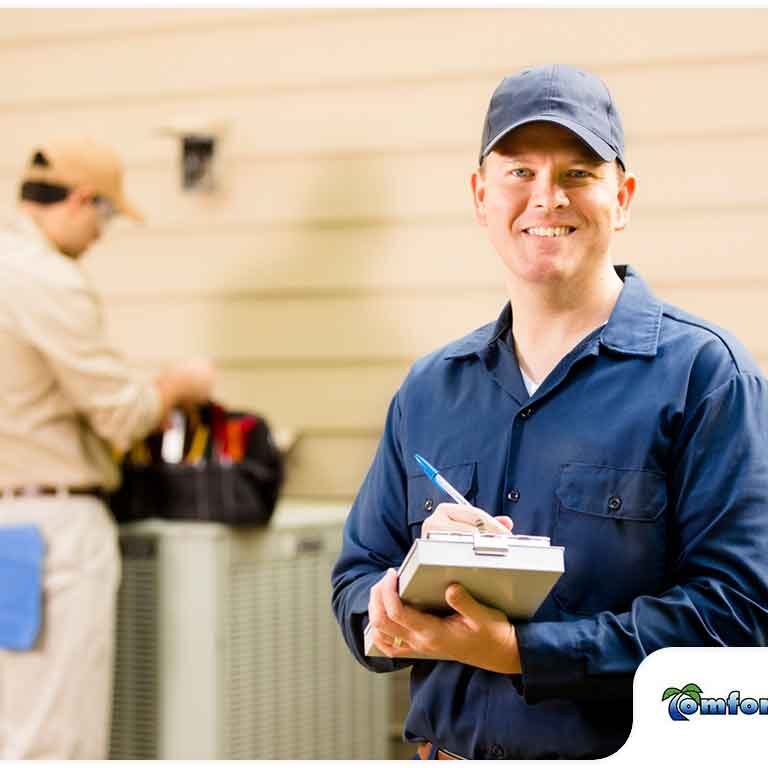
[406,461,477,535]
[551,463,669,616]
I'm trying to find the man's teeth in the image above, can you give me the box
[525,226,573,237]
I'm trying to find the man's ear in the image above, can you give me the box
[471,168,487,226]
[614,172,637,232]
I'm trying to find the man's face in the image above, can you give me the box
[471,121,636,287]
[56,189,108,258]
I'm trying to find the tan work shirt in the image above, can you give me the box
[0,213,160,491]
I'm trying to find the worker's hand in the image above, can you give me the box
[367,568,521,674]
[174,357,215,405]
[154,357,215,427]
[421,503,513,537]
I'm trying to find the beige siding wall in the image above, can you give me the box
[1,9,766,499]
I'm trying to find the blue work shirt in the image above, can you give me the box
[331,265,768,759]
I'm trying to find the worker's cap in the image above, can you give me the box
[479,64,625,170]
[20,137,143,222]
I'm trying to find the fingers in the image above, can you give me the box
[440,503,512,535]
[376,632,411,655]
[379,568,406,627]
[421,509,480,536]
[422,503,512,537]
[445,583,506,629]
[368,569,414,646]
[368,568,442,656]
[444,583,484,626]
[368,568,398,629]
[496,515,514,532]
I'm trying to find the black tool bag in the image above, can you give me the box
[109,404,284,527]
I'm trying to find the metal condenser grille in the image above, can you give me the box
[110,536,158,759]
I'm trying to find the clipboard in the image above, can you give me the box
[364,530,565,659]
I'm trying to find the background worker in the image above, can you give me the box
[332,65,768,758]
[0,138,215,759]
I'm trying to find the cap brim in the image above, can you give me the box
[482,116,620,166]
[116,195,144,224]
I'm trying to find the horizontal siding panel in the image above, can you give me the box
[625,212,768,285]
[282,433,379,498]
[0,10,766,107]
[4,60,768,165]
[84,224,500,297]
[82,210,768,299]
[103,287,766,365]
[0,9,286,44]
[103,292,507,363]
[612,61,768,141]
[212,364,406,431]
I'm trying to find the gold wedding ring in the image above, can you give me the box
[393,636,404,649]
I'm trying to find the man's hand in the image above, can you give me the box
[367,568,521,674]
[154,357,215,426]
[171,357,215,406]
[421,502,514,537]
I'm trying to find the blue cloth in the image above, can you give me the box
[331,265,768,759]
[0,524,44,650]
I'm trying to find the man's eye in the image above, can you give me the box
[567,169,592,178]
[508,168,531,178]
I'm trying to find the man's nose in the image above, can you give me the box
[530,173,569,210]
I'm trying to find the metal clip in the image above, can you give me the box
[472,531,510,556]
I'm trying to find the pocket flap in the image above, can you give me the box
[407,460,476,525]
[556,463,667,521]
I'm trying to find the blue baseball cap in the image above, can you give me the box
[479,64,626,170]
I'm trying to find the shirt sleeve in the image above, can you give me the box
[16,275,161,452]
[331,390,416,673]
[515,372,768,703]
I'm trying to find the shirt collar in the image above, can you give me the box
[599,265,662,357]
[444,264,663,360]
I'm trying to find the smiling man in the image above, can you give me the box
[331,65,768,759]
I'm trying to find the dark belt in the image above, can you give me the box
[1,485,105,500]
[417,742,465,760]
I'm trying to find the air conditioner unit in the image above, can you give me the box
[109,501,390,759]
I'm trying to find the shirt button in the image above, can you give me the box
[424,498,434,513]
[490,745,505,758]
[608,495,622,512]
[507,489,521,503]
[519,406,534,420]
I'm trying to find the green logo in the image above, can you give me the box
[662,683,702,721]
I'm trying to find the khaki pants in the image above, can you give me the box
[0,496,120,759]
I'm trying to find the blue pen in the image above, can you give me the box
[414,454,473,507]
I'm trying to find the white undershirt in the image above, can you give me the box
[520,368,540,396]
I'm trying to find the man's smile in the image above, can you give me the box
[522,226,577,238]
